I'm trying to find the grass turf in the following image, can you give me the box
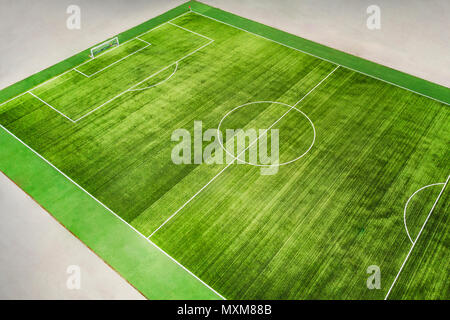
[0,3,448,300]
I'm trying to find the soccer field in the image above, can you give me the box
[0,3,449,300]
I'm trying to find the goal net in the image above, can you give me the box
[90,37,119,58]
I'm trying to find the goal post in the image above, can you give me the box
[90,37,119,58]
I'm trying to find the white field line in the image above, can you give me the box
[75,39,213,122]
[385,174,450,300]
[0,123,226,300]
[0,91,29,108]
[191,10,450,107]
[0,11,193,108]
[28,92,76,123]
[128,62,179,92]
[139,11,192,37]
[136,37,151,45]
[294,65,340,106]
[73,68,90,78]
[403,182,445,244]
[168,21,214,41]
[148,66,339,238]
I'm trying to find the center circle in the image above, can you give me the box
[217,101,316,167]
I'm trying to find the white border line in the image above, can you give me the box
[385,174,450,300]
[28,92,76,123]
[0,123,226,300]
[191,10,450,107]
[148,66,339,238]
[403,182,445,244]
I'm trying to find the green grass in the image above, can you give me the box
[0,3,448,300]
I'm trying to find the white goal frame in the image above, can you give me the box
[90,37,120,58]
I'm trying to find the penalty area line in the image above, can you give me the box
[168,21,214,42]
[385,174,450,300]
[28,92,76,123]
[128,62,178,92]
[403,182,445,244]
[73,68,90,78]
